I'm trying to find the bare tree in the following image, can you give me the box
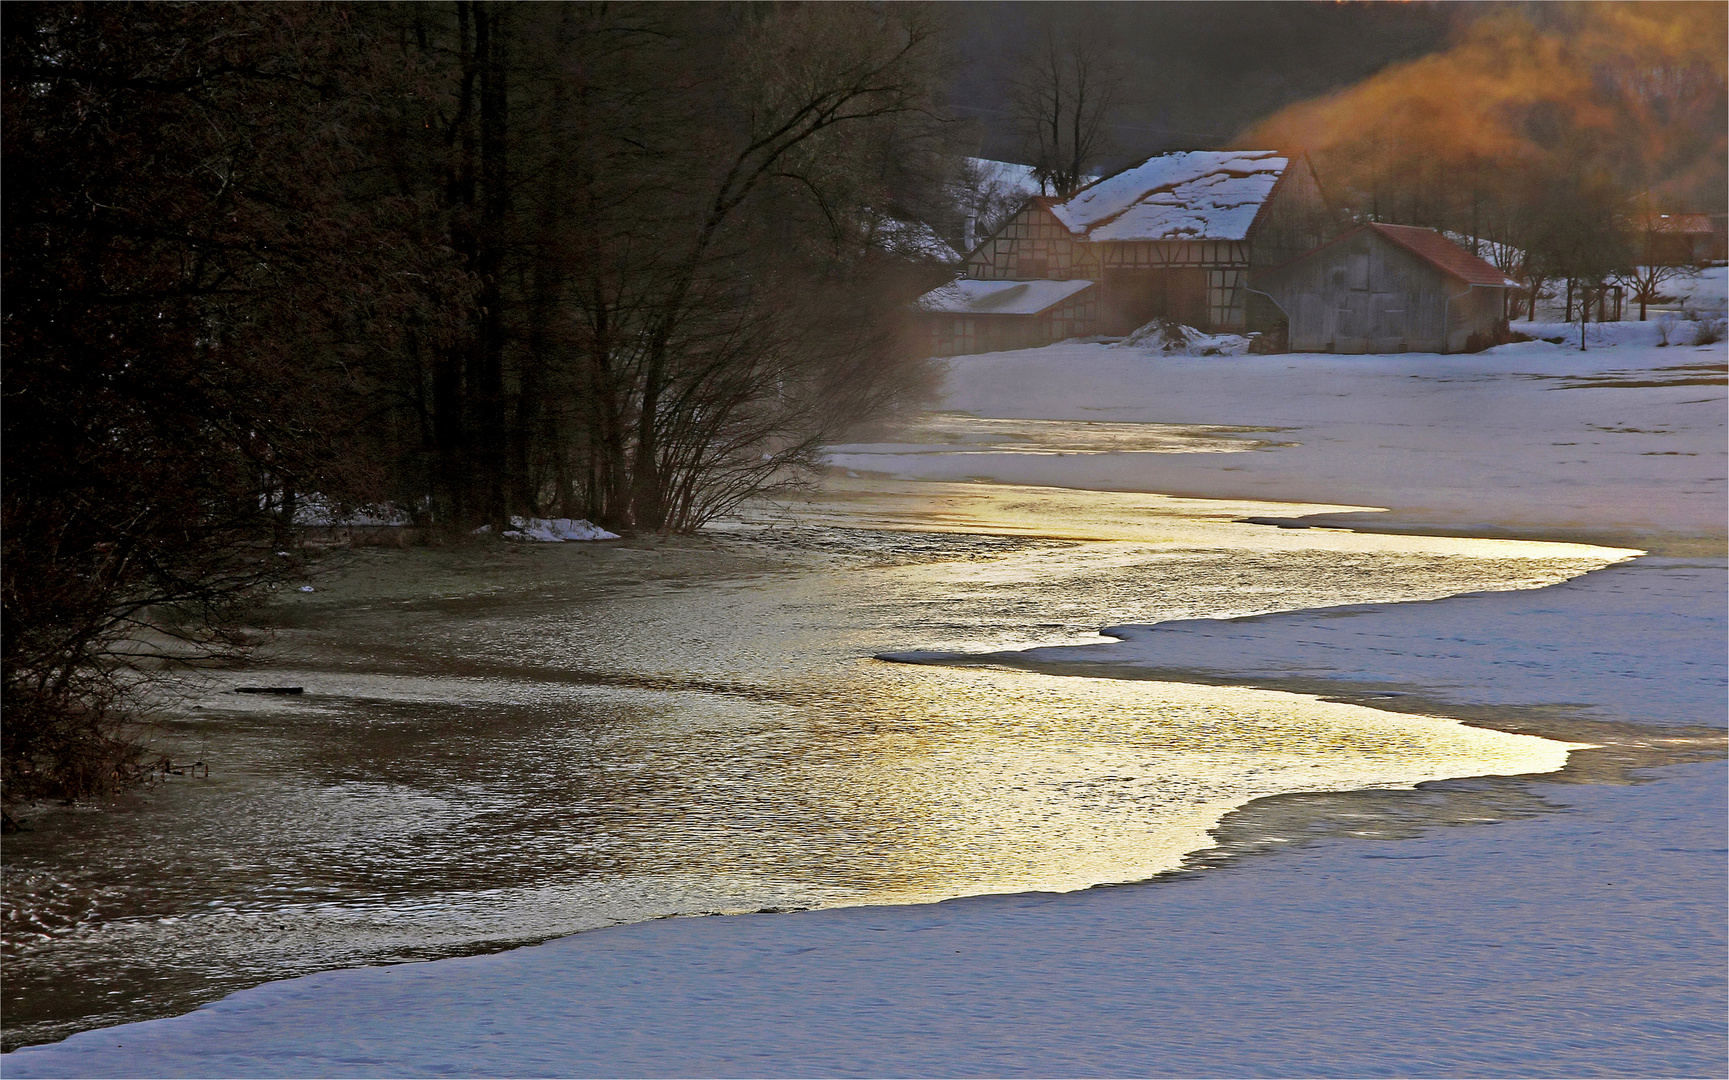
[1615,262,1692,322]
[1526,167,1632,349]
[3,3,411,800]
[1010,22,1122,198]
[499,4,947,532]
[1613,204,1698,322]
[3,2,950,800]
[950,158,1036,251]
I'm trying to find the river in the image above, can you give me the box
[2,470,1626,1051]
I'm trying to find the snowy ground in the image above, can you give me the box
[829,319,1725,548]
[7,317,1724,1077]
[1527,265,1727,322]
[1665,264,1729,315]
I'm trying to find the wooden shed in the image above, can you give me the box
[1254,223,1516,354]
[914,278,1098,356]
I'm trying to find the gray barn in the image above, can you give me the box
[1255,223,1515,354]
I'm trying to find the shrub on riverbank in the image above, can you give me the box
[1,685,143,808]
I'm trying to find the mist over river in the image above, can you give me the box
[0,479,1623,1051]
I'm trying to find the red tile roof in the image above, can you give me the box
[1366,223,1517,287]
[1258,222,1519,288]
[1638,213,1715,235]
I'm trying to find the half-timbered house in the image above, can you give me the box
[916,150,1335,349]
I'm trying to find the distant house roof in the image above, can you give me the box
[871,216,962,264]
[1639,213,1715,235]
[966,158,1046,200]
[1261,222,1517,288]
[914,278,1095,317]
[1047,150,1289,242]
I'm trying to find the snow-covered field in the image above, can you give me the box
[831,319,1726,545]
[7,317,1724,1077]
[1524,265,1727,323]
[1665,264,1729,315]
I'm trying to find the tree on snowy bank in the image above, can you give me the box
[1008,15,1123,199]
[0,3,441,801]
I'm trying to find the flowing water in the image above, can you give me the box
[2,476,1626,1051]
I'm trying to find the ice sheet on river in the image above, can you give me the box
[831,320,1726,545]
[891,555,1726,731]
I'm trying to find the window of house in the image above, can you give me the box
[1019,257,1048,279]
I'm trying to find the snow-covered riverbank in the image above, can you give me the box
[830,320,1726,549]
[7,326,1724,1077]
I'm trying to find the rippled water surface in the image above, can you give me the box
[3,482,1620,1049]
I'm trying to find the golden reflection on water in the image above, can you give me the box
[824,414,1286,456]
[591,660,1583,905]
[143,650,1583,918]
[3,475,1626,1049]
[779,475,1646,560]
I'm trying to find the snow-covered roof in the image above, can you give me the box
[1048,151,1288,242]
[872,216,961,264]
[966,158,1046,200]
[915,278,1095,317]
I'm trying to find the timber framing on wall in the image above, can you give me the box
[930,150,1337,341]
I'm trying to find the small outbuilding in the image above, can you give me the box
[1635,213,1726,267]
[1254,223,1516,354]
[914,278,1098,356]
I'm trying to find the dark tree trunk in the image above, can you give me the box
[431,342,468,527]
[472,1,510,531]
[630,355,665,531]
